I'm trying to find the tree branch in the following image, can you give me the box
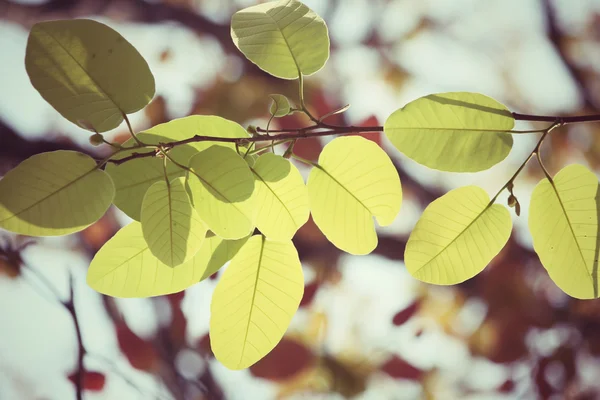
[65,272,85,400]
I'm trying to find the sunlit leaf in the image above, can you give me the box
[269,94,291,117]
[199,233,250,280]
[187,146,256,239]
[210,235,304,370]
[106,115,249,220]
[25,19,154,132]
[0,151,114,236]
[383,92,514,172]
[231,0,330,79]
[141,177,207,267]
[529,164,600,299]
[251,153,309,240]
[87,223,247,297]
[307,136,402,254]
[405,186,512,284]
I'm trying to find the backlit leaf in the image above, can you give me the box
[0,151,114,236]
[307,136,402,254]
[231,0,330,79]
[269,94,291,117]
[187,146,256,239]
[25,19,154,132]
[251,153,309,240]
[210,235,304,369]
[87,222,247,297]
[106,116,249,220]
[529,164,600,299]
[384,92,514,172]
[199,233,250,280]
[141,177,207,267]
[405,186,512,284]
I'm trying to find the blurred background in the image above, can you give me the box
[2,0,600,399]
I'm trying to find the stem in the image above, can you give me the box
[489,122,561,204]
[123,114,144,146]
[290,153,318,167]
[512,112,600,124]
[298,73,319,123]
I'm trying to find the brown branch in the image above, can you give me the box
[64,272,85,400]
[106,111,600,166]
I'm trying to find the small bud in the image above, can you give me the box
[89,133,104,146]
[246,125,258,136]
[507,194,517,208]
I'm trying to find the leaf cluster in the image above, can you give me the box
[2,0,600,370]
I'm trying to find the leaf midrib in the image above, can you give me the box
[0,161,100,224]
[549,179,596,297]
[240,236,265,367]
[412,201,494,274]
[41,27,120,112]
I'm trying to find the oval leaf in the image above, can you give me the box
[252,154,309,240]
[269,94,291,117]
[529,164,600,299]
[383,92,514,172]
[87,222,248,297]
[106,116,249,221]
[231,0,330,79]
[25,19,155,132]
[405,186,512,285]
[141,177,207,267]
[210,235,304,370]
[187,146,256,239]
[0,151,114,236]
[307,136,402,255]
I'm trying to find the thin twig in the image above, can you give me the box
[489,121,562,204]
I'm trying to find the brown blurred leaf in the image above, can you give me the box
[250,338,314,381]
[67,370,106,392]
[380,355,423,381]
[116,323,159,372]
[392,301,420,326]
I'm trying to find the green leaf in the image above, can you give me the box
[383,92,515,172]
[405,186,512,285]
[251,153,309,240]
[106,116,249,221]
[529,164,600,299]
[210,235,303,370]
[141,177,207,267]
[199,232,250,281]
[231,0,330,79]
[25,19,155,133]
[269,94,291,117]
[307,136,402,255]
[187,146,256,239]
[0,151,114,236]
[88,223,246,297]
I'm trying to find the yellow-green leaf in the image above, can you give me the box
[87,223,248,297]
[307,136,402,255]
[383,92,514,172]
[199,233,250,281]
[269,94,291,117]
[0,151,114,236]
[210,235,303,370]
[405,186,512,285]
[529,164,600,299]
[106,116,249,220]
[25,19,155,133]
[187,146,256,239]
[231,0,330,79]
[251,153,309,240]
[141,177,207,267]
